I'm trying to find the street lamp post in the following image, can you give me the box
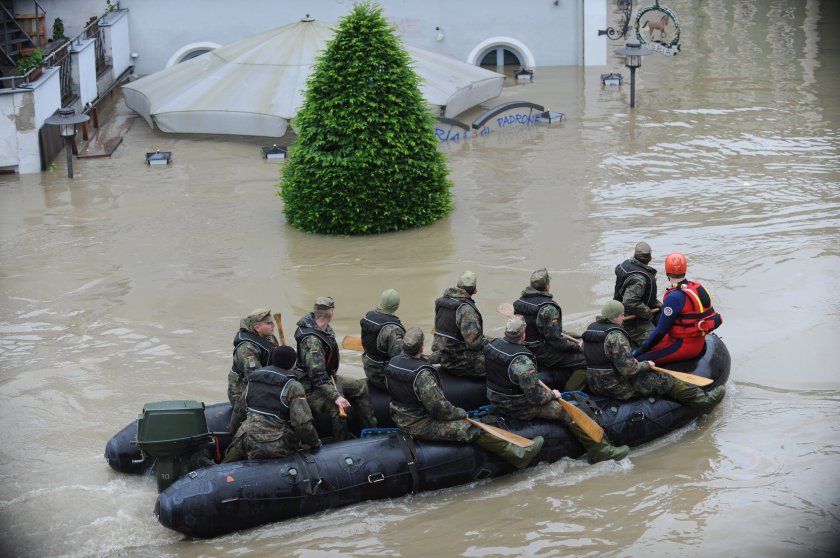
[614,41,653,108]
[45,107,90,179]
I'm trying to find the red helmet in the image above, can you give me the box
[665,252,687,275]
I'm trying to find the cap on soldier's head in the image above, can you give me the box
[271,345,297,370]
[402,326,424,354]
[601,300,625,320]
[314,296,335,311]
[530,267,550,290]
[242,307,272,330]
[457,270,477,289]
[634,241,652,263]
[504,317,526,339]
[379,289,400,314]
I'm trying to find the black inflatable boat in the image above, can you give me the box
[127,334,730,538]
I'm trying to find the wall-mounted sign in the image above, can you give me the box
[634,0,681,55]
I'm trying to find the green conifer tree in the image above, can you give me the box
[279,2,452,235]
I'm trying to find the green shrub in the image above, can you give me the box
[17,48,44,75]
[279,2,452,235]
[53,17,65,40]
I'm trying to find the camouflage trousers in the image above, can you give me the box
[227,369,244,408]
[587,368,673,401]
[390,406,479,443]
[623,319,656,348]
[361,356,387,392]
[226,414,301,460]
[437,350,486,377]
[307,376,376,442]
[490,395,571,424]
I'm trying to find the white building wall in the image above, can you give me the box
[0,68,61,173]
[73,38,98,107]
[101,9,132,78]
[120,0,607,76]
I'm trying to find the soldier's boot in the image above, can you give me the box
[568,422,630,464]
[668,379,726,414]
[475,432,545,470]
[220,444,246,464]
[563,368,588,393]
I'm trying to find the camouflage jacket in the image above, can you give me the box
[521,287,579,354]
[296,316,341,402]
[620,258,662,320]
[362,323,405,388]
[390,364,469,427]
[487,351,554,420]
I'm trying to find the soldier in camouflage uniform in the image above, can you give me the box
[227,308,279,433]
[360,289,405,391]
[223,346,322,462]
[386,326,543,470]
[512,268,587,391]
[614,242,662,347]
[295,296,377,442]
[582,300,725,413]
[430,271,493,376]
[486,318,629,463]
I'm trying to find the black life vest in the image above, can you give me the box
[231,329,276,377]
[513,293,560,348]
[294,314,340,374]
[613,259,658,308]
[243,365,294,421]
[433,295,481,347]
[385,354,439,410]
[484,338,536,396]
[360,310,405,363]
[581,320,630,370]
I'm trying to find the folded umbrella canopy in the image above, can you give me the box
[122,18,503,137]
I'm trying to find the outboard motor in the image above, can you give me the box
[135,400,219,492]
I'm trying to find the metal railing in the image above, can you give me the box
[0,1,118,90]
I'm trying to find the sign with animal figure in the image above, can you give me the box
[635,0,681,55]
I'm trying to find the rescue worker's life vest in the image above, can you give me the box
[664,281,722,338]
[294,315,340,375]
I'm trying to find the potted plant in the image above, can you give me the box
[52,17,65,41]
[17,48,45,79]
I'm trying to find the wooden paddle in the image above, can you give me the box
[623,307,660,322]
[538,380,604,443]
[272,312,286,346]
[342,336,364,351]
[464,418,535,448]
[330,376,348,418]
[651,365,713,387]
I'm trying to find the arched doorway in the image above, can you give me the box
[467,37,536,70]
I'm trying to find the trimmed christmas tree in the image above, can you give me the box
[279,2,452,235]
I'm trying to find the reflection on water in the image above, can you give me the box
[1,0,839,556]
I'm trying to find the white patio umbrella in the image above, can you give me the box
[122,18,503,137]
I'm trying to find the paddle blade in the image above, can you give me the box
[273,312,286,346]
[538,380,604,443]
[342,336,364,352]
[651,365,714,387]
[465,418,535,448]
